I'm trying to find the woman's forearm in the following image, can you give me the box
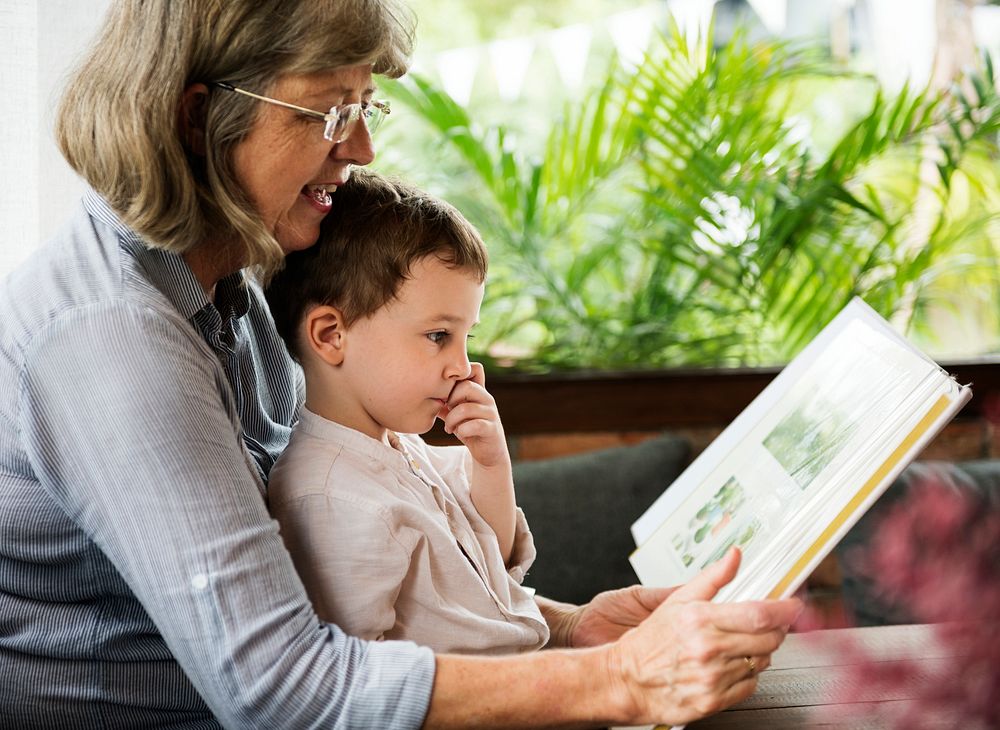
[433,550,807,729]
[425,645,630,729]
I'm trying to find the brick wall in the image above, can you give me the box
[506,417,999,463]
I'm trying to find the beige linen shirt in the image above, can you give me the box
[268,408,549,654]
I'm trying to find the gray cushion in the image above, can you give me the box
[513,434,690,605]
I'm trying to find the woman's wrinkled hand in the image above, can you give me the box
[604,547,803,726]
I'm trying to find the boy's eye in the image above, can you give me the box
[427,331,448,344]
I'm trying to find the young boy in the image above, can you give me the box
[263,171,548,654]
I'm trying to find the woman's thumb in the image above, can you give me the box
[666,546,741,603]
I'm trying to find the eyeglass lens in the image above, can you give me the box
[323,104,386,143]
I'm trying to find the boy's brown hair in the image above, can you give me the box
[264,170,489,362]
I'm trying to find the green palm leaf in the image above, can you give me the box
[378,26,1000,370]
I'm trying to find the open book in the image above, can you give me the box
[629,297,971,603]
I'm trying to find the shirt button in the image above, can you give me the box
[191,574,209,591]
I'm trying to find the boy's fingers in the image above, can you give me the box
[446,378,491,408]
[451,418,491,441]
[467,362,486,387]
[444,405,500,436]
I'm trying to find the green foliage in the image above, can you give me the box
[378,28,1000,370]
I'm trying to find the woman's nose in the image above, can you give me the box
[332,119,376,166]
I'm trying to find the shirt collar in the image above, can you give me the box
[83,189,250,322]
[297,408,404,465]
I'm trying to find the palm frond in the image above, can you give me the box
[377,25,1000,371]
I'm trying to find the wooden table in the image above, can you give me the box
[687,623,976,729]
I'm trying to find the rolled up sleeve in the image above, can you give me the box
[505,507,536,584]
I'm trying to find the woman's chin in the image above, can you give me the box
[276,225,322,255]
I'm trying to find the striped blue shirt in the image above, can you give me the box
[0,192,435,728]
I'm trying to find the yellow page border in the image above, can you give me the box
[765,393,951,599]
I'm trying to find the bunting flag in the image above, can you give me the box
[434,46,481,106]
[488,36,535,101]
[421,3,697,103]
[746,0,787,34]
[608,6,657,67]
[665,0,718,43]
[972,5,1000,55]
[866,0,935,90]
[547,23,592,92]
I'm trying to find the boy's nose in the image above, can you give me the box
[445,350,472,380]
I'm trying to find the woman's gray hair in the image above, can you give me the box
[56,0,414,277]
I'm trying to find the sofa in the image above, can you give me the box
[512,433,690,605]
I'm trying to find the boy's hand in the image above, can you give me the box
[438,362,510,469]
[441,362,516,562]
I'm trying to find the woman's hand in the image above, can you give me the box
[426,550,801,728]
[605,547,802,725]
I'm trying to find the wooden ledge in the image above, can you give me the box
[429,359,1000,437]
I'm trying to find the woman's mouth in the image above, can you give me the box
[302,184,335,211]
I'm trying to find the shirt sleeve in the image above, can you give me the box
[271,489,417,642]
[19,301,435,729]
[505,507,537,583]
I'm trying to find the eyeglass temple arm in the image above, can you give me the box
[212,81,389,117]
[211,82,330,121]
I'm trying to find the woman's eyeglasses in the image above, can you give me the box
[212,82,390,143]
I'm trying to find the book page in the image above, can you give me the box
[630,310,963,589]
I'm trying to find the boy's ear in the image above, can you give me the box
[303,305,347,366]
[178,83,209,156]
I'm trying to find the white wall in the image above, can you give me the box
[0,1,39,278]
[0,0,109,280]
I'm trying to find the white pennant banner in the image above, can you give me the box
[547,23,592,92]
[488,36,535,102]
[431,4,676,103]
[435,46,481,106]
[608,5,657,68]
[867,0,935,91]
[746,0,787,34]
[972,5,1000,55]
[666,0,717,43]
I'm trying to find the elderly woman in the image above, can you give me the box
[0,1,800,727]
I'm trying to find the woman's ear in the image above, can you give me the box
[303,305,347,366]
[178,83,210,156]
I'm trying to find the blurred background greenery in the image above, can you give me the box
[372,0,1000,371]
